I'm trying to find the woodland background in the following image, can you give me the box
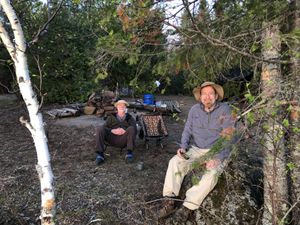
[0,0,299,224]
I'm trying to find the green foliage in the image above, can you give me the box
[250,42,260,53]
[192,137,227,171]
[95,70,108,83]
[282,119,289,128]
[245,93,255,103]
[188,132,239,184]
[126,55,138,65]
[0,0,292,103]
[246,112,255,125]
[8,0,110,102]
[286,162,296,171]
[93,0,167,96]
[262,123,269,132]
[292,127,300,133]
[191,176,200,186]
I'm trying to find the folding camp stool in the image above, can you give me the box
[139,112,168,150]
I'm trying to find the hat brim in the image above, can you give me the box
[193,83,224,101]
[114,101,129,107]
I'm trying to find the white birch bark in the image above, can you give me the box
[0,1,56,224]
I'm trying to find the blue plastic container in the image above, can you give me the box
[143,93,154,105]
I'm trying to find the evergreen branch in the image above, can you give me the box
[189,132,239,184]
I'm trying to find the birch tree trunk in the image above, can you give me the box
[289,0,300,224]
[0,1,56,224]
[261,23,288,225]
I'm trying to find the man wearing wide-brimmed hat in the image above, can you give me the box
[95,100,137,164]
[158,82,236,222]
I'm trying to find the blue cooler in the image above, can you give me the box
[143,94,155,105]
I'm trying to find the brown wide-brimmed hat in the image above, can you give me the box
[193,81,224,101]
[114,100,129,107]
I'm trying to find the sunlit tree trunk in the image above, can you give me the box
[0,1,56,224]
[261,22,288,225]
[289,0,300,224]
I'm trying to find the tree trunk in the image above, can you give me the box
[0,1,56,224]
[289,0,300,224]
[261,22,288,225]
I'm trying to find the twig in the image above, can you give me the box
[87,219,103,225]
[238,99,299,120]
[0,82,16,93]
[144,196,200,207]
[172,1,290,65]
[238,100,266,119]
[28,0,64,45]
[280,196,300,223]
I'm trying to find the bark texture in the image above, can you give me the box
[261,23,288,225]
[0,1,56,224]
[289,0,300,224]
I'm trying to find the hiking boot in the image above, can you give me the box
[125,152,133,163]
[170,206,191,223]
[95,154,104,165]
[158,198,176,219]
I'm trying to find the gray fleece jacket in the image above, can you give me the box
[180,101,235,162]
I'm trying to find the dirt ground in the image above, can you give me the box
[0,95,196,225]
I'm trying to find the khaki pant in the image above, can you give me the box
[162,146,224,210]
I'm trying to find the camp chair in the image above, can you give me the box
[139,112,168,150]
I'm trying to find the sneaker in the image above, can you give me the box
[95,154,104,165]
[125,152,134,163]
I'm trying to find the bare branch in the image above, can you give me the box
[177,0,290,65]
[19,116,34,132]
[32,54,44,109]
[0,81,17,93]
[28,0,64,46]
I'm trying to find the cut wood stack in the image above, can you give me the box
[84,91,116,116]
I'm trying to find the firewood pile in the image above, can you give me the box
[45,91,117,119]
[45,91,181,119]
[84,91,116,116]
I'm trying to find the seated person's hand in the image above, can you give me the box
[177,148,188,159]
[111,128,126,135]
[205,159,221,169]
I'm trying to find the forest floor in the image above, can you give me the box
[0,95,195,225]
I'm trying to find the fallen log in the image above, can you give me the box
[46,108,80,118]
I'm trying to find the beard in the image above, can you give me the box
[203,100,215,109]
